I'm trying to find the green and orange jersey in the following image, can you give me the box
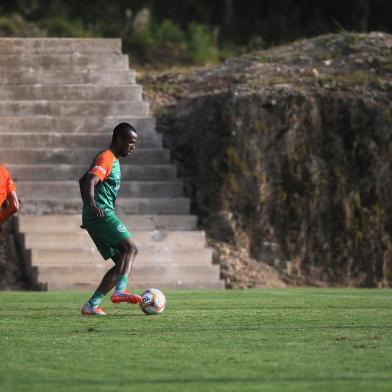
[0,165,16,205]
[83,149,121,216]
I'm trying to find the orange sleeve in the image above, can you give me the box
[7,175,16,193]
[0,166,16,206]
[88,151,114,182]
[1,166,16,193]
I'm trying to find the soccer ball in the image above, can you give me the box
[139,288,166,315]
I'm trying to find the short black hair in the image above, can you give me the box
[112,122,137,142]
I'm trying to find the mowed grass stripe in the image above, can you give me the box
[0,289,391,392]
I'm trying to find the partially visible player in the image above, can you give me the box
[0,165,20,238]
[79,123,142,316]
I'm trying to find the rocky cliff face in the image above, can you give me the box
[140,32,392,287]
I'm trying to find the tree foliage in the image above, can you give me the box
[0,0,390,65]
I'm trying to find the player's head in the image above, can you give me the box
[111,122,138,157]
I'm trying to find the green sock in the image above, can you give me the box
[115,275,128,291]
[87,291,105,307]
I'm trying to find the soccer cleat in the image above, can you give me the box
[111,290,142,304]
[81,302,106,316]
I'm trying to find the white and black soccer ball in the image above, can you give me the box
[139,288,166,315]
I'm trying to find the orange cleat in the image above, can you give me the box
[81,302,106,316]
[111,290,142,304]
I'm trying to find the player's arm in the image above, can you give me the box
[0,191,20,225]
[79,172,104,219]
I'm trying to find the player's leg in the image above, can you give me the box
[81,232,117,316]
[0,192,20,238]
[81,265,118,316]
[113,237,138,275]
[111,237,142,304]
[96,265,117,293]
[81,213,141,313]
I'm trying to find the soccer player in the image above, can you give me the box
[79,122,142,316]
[0,164,20,238]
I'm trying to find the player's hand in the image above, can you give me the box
[87,205,104,219]
[1,199,9,210]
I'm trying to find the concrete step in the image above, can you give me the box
[0,132,162,149]
[0,54,129,70]
[0,100,149,117]
[44,279,224,291]
[28,248,213,266]
[0,85,142,101]
[17,214,198,232]
[33,265,220,286]
[0,116,155,133]
[0,38,122,54]
[0,70,135,85]
[35,263,224,290]
[28,249,207,266]
[9,164,176,181]
[17,181,184,198]
[21,230,207,250]
[19,197,191,215]
[0,148,170,164]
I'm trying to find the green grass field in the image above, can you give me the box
[0,289,391,392]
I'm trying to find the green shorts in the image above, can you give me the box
[82,213,131,260]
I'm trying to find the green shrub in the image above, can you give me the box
[0,14,45,37]
[155,19,186,48]
[188,22,218,65]
[39,16,93,37]
[0,11,231,66]
[126,26,156,63]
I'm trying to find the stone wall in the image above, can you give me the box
[145,32,392,287]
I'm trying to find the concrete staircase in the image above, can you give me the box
[0,38,223,290]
